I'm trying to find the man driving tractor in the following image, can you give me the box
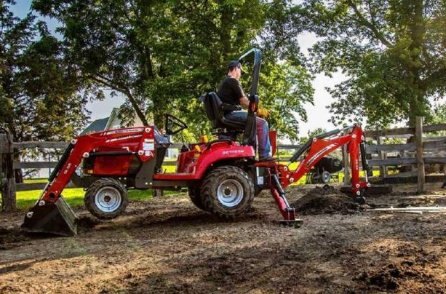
[217,60,274,161]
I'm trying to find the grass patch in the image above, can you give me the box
[23,178,48,184]
[16,188,184,210]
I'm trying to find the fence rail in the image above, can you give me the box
[363,118,446,192]
[1,116,446,211]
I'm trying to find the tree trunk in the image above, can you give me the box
[219,1,233,62]
[0,132,16,212]
[407,92,427,127]
[406,0,426,127]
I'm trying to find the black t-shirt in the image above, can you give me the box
[217,77,245,105]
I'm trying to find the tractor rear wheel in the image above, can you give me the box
[84,178,128,219]
[188,186,207,211]
[201,166,254,219]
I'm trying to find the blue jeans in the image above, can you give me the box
[225,111,271,158]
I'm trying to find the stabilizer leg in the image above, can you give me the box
[269,173,303,227]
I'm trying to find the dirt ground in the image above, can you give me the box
[1,183,446,293]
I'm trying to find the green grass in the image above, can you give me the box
[16,187,183,210]
[23,178,48,184]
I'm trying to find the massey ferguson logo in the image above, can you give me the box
[222,150,245,155]
[102,127,145,136]
[106,134,142,143]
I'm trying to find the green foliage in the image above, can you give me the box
[255,0,314,140]
[432,104,446,125]
[297,127,326,144]
[1,0,91,141]
[32,0,264,127]
[258,62,313,141]
[295,0,446,127]
[427,104,446,137]
[32,0,313,140]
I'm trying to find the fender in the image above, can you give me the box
[153,141,255,181]
[194,141,255,178]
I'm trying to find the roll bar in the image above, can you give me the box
[238,48,262,97]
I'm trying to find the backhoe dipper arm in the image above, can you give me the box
[262,124,370,223]
[281,124,369,194]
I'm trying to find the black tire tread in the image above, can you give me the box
[84,178,128,219]
[200,166,254,219]
[188,186,207,211]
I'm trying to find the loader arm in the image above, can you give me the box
[21,137,105,236]
[41,138,99,203]
[22,127,154,236]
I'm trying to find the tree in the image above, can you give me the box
[33,0,314,140]
[295,0,446,127]
[255,0,314,140]
[31,0,265,124]
[0,0,90,142]
[297,127,326,144]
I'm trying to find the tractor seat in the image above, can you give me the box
[202,92,246,132]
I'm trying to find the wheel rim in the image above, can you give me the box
[217,179,244,208]
[94,186,122,213]
[321,171,331,183]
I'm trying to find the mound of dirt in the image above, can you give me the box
[355,264,401,291]
[290,186,360,215]
[0,227,30,250]
[76,215,101,233]
[355,261,438,292]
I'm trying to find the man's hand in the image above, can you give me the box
[257,107,269,118]
[239,95,250,108]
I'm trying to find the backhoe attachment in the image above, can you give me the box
[264,124,372,225]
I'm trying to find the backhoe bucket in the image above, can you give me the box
[21,196,77,236]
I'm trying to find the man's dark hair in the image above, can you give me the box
[228,60,241,72]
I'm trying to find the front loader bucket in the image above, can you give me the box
[21,196,77,236]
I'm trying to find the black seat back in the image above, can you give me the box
[203,92,222,128]
[202,92,246,130]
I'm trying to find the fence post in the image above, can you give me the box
[0,132,16,211]
[416,116,425,193]
[342,145,351,185]
[377,136,387,178]
[152,188,164,197]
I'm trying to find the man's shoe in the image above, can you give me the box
[258,156,275,162]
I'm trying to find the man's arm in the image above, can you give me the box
[231,79,249,108]
[239,95,250,108]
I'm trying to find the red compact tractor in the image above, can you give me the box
[22,49,373,236]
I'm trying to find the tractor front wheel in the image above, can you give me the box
[84,178,128,219]
[201,166,254,219]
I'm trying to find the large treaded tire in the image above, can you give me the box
[201,166,254,219]
[188,186,207,211]
[84,178,128,219]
